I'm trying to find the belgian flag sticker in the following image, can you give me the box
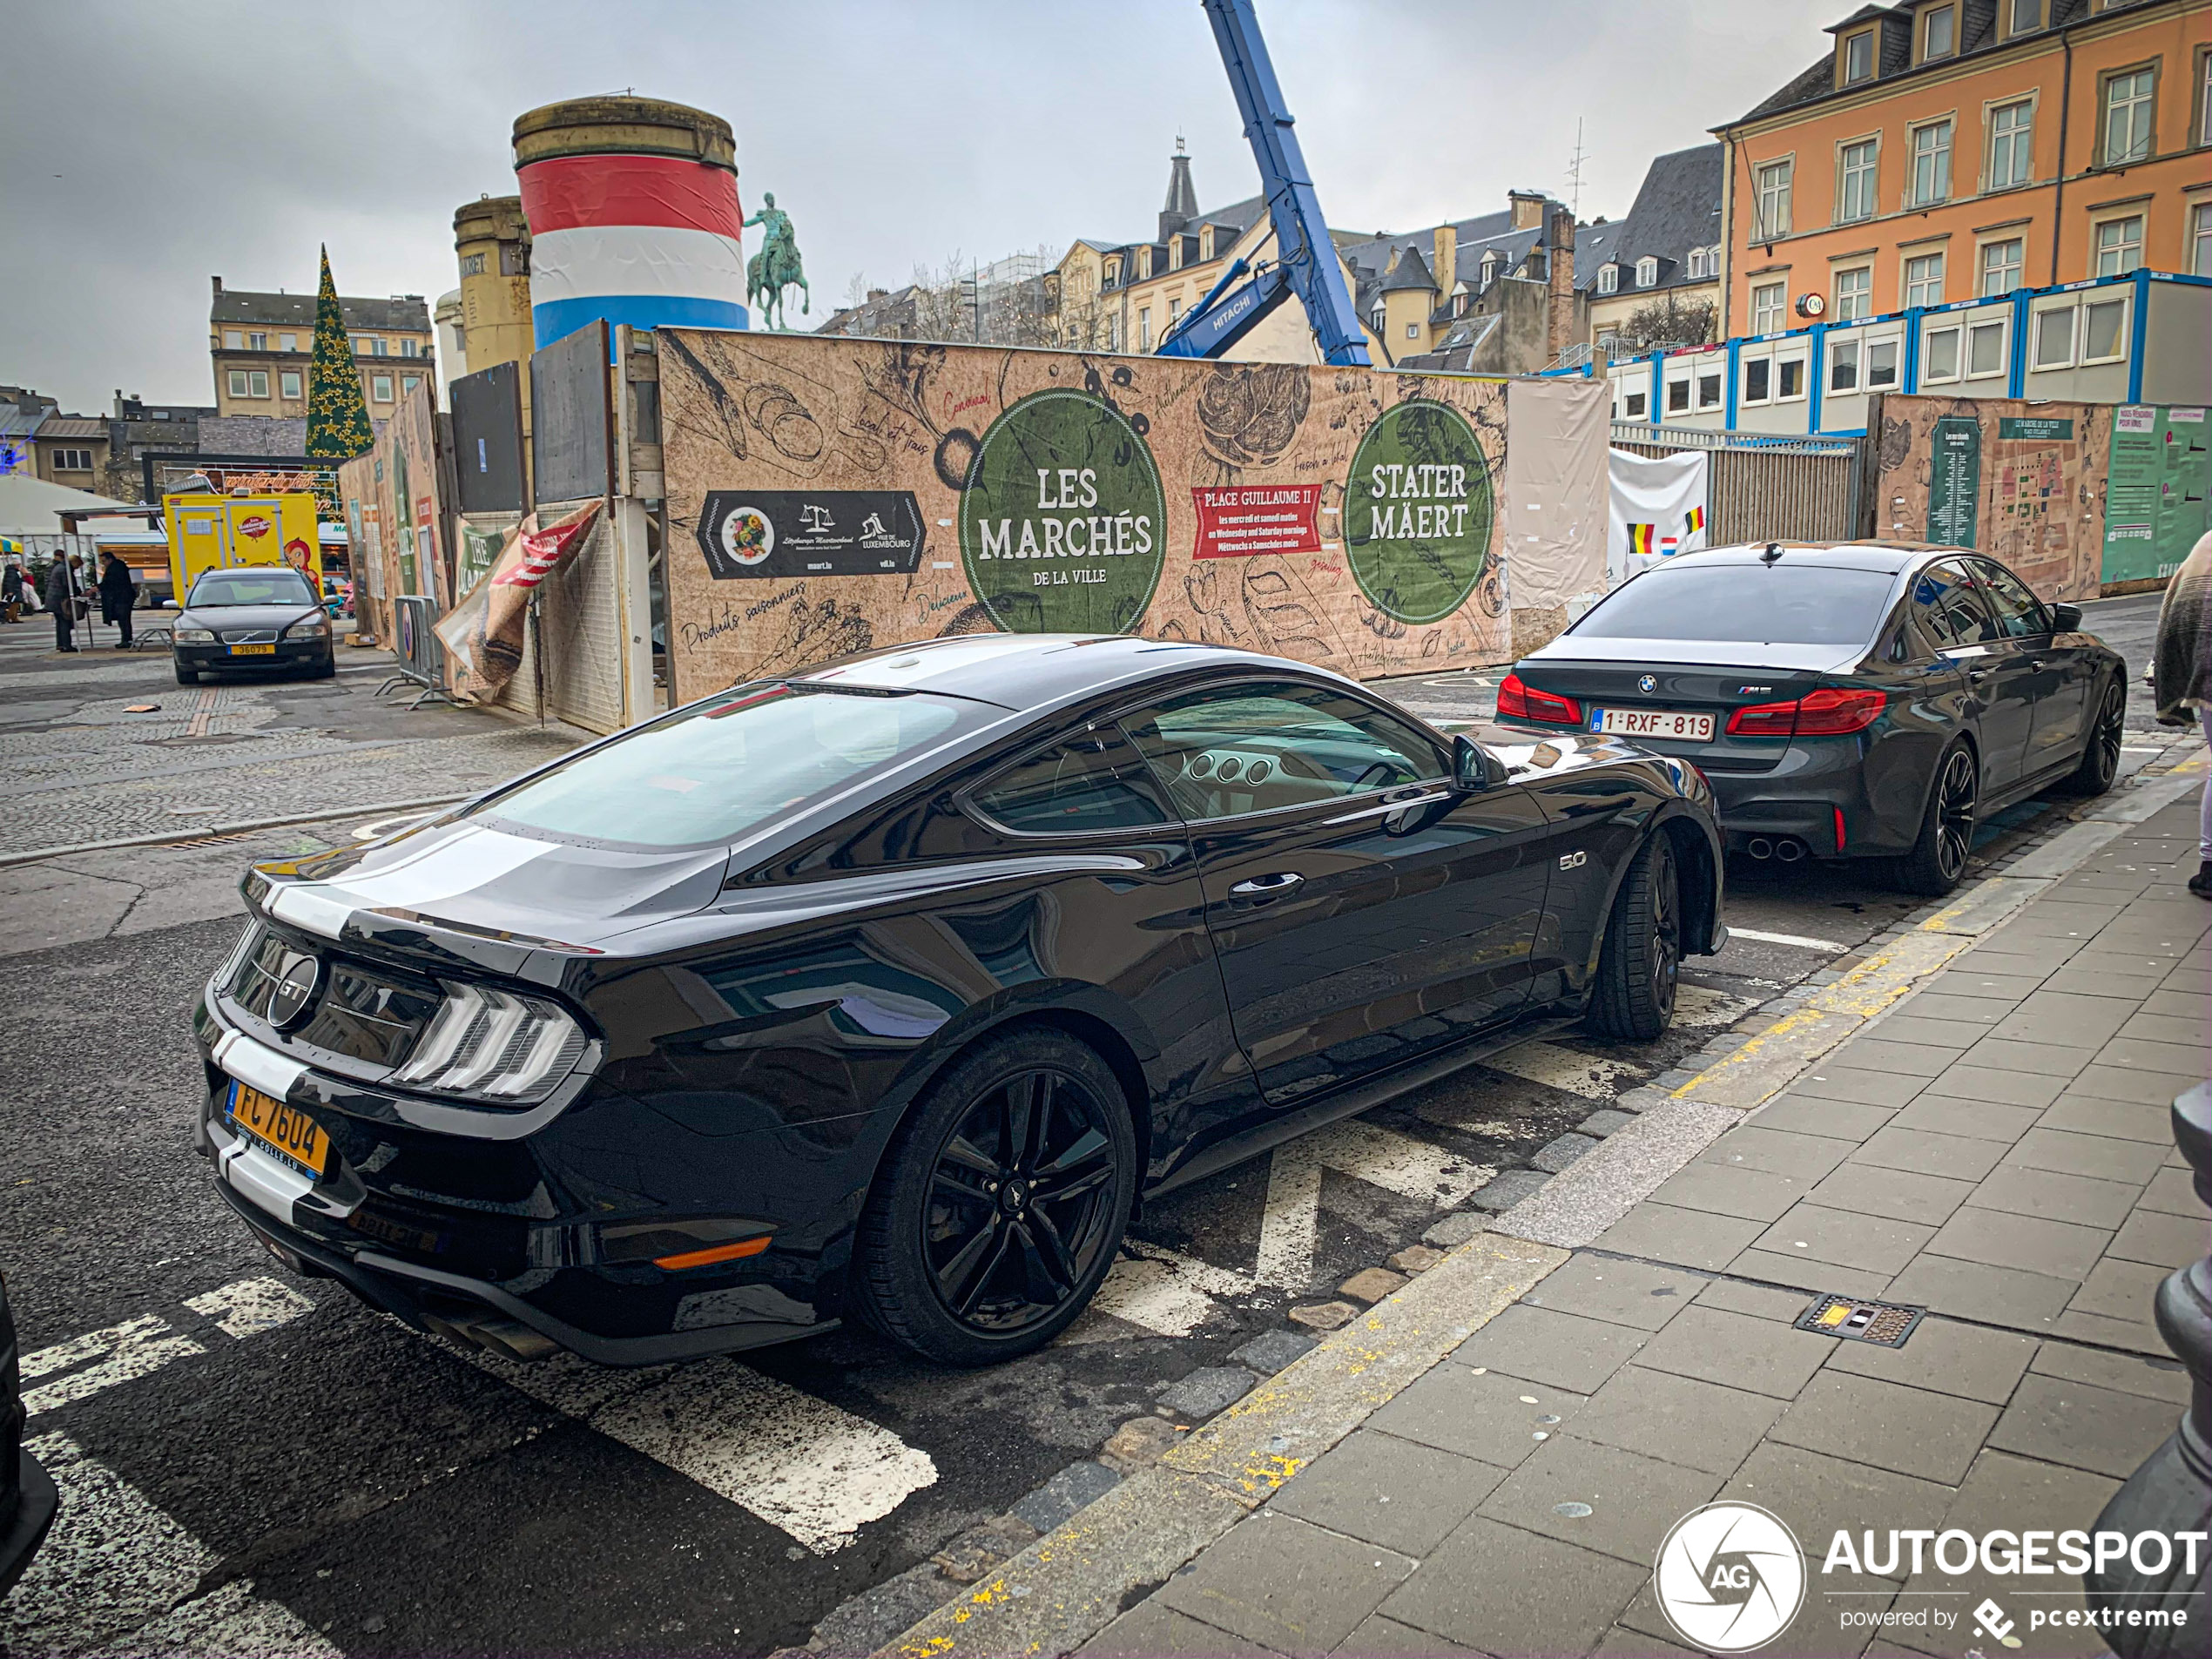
[1626,523,1656,557]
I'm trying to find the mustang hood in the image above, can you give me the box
[255,819,730,954]
[1525,636,1867,674]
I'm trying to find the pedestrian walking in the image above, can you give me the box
[2152,524,2212,900]
[1,561,22,624]
[98,550,136,649]
[43,556,78,652]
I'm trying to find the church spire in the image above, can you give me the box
[1159,136,1198,244]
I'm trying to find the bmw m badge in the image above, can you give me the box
[1637,674,1657,694]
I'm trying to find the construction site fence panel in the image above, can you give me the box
[492,496,629,735]
[1609,421,1871,550]
[449,363,529,516]
[531,320,613,508]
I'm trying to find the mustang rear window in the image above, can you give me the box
[469,684,988,850]
[1573,565,1898,646]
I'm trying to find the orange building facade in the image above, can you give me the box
[1716,0,2212,338]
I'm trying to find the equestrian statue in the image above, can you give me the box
[745,193,810,332]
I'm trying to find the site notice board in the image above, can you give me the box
[2102,405,2210,585]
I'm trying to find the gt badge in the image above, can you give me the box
[1560,851,1588,870]
[1637,675,1657,694]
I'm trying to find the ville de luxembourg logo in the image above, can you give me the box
[1655,1502,1808,1652]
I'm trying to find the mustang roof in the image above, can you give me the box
[788,634,1353,713]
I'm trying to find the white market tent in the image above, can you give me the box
[0,472,136,562]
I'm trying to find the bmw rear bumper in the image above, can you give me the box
[1699,745,1910,858]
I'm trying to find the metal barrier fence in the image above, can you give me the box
[378,594,459,709]
[1611,421,1872,546]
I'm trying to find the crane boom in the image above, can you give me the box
[1155,0,1372,366]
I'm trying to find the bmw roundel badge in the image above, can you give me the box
[1637,674,1658,694]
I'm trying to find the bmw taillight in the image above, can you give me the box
[1725,687,1885,738]
[392,983,588,1103]
[1498,672,1584,726]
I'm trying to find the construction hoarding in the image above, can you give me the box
[654,331,1590,701]
[336,381,455,645]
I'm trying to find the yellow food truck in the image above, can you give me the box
[164,491,323,604]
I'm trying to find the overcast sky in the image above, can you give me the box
[0,1,1836,414]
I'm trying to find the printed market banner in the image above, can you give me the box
[335,380,455,646]
[655,331,1545,698]
[434,501,603,703]
[2102,405,2210,587]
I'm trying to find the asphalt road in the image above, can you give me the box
[0,592,2175,1657]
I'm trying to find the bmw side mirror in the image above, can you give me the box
[1453,734,1508,792]
[2049,603,2081,633]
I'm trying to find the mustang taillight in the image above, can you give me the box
[1725,687,1886,738]
[1497,672,1583,726]
[392,983,587,1103]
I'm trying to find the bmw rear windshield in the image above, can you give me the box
[1572,563,1899,646]
[468,683,1000,850]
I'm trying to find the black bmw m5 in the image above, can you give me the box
[1498,543,2127,894]
[195,636,1724,1366]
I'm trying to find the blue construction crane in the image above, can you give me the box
[1154,0,1371,366]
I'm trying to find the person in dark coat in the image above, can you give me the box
[1,561,22,624]
[98,551,136,648]
[43,557,77,652]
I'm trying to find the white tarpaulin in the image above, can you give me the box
[1608,447,1710,585]
[1502,379,1609,615]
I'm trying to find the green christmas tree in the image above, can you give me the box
[304,246,374,505]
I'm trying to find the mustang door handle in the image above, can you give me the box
[1229,872,1305,898]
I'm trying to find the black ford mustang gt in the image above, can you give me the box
[195,636,1723,1366]
[1497,543,2127,894]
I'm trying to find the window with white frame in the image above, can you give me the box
[246,332,267,351]
[1667,373,1692,414]
[1696,366,1724,410]
[50,448,91,471]
[372,374,395,402]
[2080,295,2129,362]
[2094,214,2144,276]
[1687,247,1708,279]
[1743,355,1771,404]
[1923,326,1963,381]
[2194,202,2212,277]
[401,340,421,358]
[1980,237,2025,294]
[1987,100,2034,191]
[280,371,301,399]
[1911,120,1953,206]
[1622,388,1648,419]
[1966,317,2008,377]
[1831,336,1862,392]
[372,338,388,357]
[1924,3,1955,59]
[2102,67,2155,165]
[1406,323,1420,341]
[1835,266,1873,320]
[1777,354,1807,400]
[1756,161,1793,239]
[226,369,269,399]
[1839,139,1878,223]
[1866,337,1900,388]
[1751,280,1787,334]
[2032,303,2076,368]
[1598,263,1618,295]
[1480,254,1498,287]
[280,333,298,352]
[1905,252,1946,307]
[1843,29,1875,85]
[2202,48,2212,145]
[1636,256,1658,287]
[1141,308,1153,350]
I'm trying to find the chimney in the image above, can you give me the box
[1433,223,1458,314]
[1544,205,1577,366]
[211,275,223,296]
[1508,191,1546,233]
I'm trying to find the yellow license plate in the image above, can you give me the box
[229,643,276,656]
[227,1082,329,1178]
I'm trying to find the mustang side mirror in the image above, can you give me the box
[1453,734,1508,792]
[2049,603,2081,633]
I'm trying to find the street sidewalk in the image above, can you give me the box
[888,759,2211,1659]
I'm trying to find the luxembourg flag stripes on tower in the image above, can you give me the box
[519,152,751,347]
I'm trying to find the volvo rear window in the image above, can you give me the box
[471,684,992,849]
[1572,564,1898,646]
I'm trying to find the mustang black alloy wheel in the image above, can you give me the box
[858,1028,1136,1364]
[1589,833,1679,1042]
[1896,741,1978,896]
[2061,678,2125,798]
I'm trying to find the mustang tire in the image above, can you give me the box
[1588,833,1680,1042]
[858,1028,1136,1366]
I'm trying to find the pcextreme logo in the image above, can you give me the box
[1655,1503,1806,1652]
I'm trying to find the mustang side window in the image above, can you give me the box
[970,727,1171,835]
[1121,681,1446,824]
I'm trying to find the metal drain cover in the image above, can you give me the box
[1794,1293,1925,1347]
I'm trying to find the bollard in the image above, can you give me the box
[2085,1081,2212,1658]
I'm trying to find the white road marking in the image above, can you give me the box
[1256,1118,1494,1290]
[1484,1040,1649,1100]
[1727,926,1850,952]
[183,1276,315,1339]
[1080,1244,1258,1339]
[20,1315,205,1418]
[0,1433,339,1658]
[465,1348,937,1554]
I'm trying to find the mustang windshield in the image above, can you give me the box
[473,684,988,849]
[1574,563,1898,646]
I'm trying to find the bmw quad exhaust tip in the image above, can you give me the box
[1746,837,1774,860]
[1774,839,1807,863]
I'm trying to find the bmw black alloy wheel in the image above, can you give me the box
[2086,682,2124,789]
[1649,838,1680,1023]
[925,1068,1121,1333]
[1933,747,1977,883]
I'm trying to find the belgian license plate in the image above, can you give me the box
[226,1082,329,1178]
[229,643,276,656]
[1590,706,1716,742]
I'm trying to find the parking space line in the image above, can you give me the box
[1255,1118,1494,1290]
[1727,925,1850,952]
[1482,1040,1649,1100]
[20,1276,316,1417]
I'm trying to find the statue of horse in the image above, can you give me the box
[744,193,810,332]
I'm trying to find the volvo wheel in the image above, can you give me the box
[858,1028,1136,1365]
